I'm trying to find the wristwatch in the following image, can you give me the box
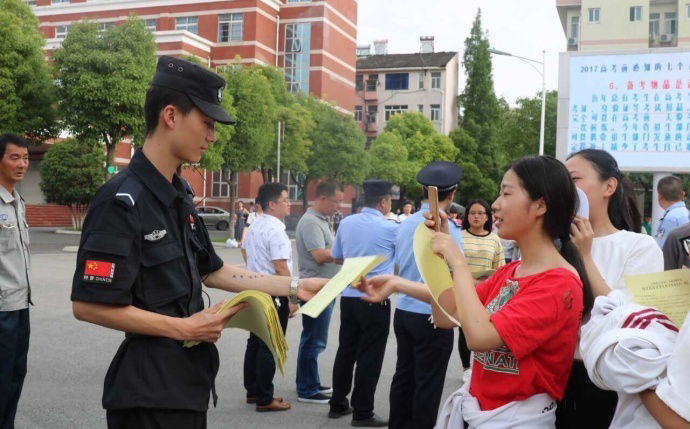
[289,277,300,304]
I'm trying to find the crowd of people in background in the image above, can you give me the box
[234,149,690,429]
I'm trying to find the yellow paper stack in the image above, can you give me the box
[183,290,289,375]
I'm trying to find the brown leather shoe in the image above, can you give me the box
[256,398,291,412]
[247,396,283,404]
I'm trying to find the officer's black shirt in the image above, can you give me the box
[71,150,224,411]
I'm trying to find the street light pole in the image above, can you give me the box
[488,48,546,155]
[539,50,546,156]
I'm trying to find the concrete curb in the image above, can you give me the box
[62,246,79,253]
[56,230,81,235]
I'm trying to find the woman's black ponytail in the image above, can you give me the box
[509,156,594,318]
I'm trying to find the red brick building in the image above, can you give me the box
[22,0,358,225]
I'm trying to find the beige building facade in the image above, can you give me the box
[558,0,690,52]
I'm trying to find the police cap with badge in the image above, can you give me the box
[416,161,462,192]
[151,55,236,125]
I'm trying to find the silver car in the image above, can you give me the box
[195,206,231,231]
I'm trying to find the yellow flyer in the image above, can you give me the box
[413,223,461,326]
[296,255,387,318]
[624,269,690,328]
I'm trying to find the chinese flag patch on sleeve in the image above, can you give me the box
[83,260,115,284]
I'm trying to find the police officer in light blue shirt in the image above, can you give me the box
[390,161,463,429]
[328,180,398,427]
[655,175,690,247]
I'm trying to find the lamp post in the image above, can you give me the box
[489,48,546,156]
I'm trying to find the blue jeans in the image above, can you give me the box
[296,300,335,397]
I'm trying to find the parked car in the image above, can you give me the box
[195,206,231,231]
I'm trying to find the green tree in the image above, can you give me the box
[367,131,409,185]
[0,0,58,143]
[498,90,558,159]
[381,112,458,201]
[53,17,157,179]
[454,8,505,203]
[301,95,368,208]
[40,139,104,229]
[262,102,314,183]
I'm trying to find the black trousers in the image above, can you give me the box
[243,296,289,406]
[330,297,390,421]
[0,309,30,429]
[107,408,207,429]
[555,360,617,429]
[389,309,453,429]
[457,328,472,369]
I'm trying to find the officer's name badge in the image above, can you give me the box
[84,260,115,284]
[144,229,167,242]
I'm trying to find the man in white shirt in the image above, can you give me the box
[242,183,297,412]
[397,201,413,222]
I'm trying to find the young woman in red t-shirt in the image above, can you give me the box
[363,156,594,427]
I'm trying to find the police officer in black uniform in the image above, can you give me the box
[70,56,326,429]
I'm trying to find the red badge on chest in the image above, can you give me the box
[84,260,115,284]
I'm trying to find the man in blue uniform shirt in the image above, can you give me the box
[328,180,398,427]
[390,161,463,429]
[655,175,689,247]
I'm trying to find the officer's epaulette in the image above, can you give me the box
[180,178,195,198]
[114,176,143,209]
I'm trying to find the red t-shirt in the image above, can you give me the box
[469,261,583,411]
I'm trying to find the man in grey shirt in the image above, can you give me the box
[662,221,690,270]
[296,180,344,404]
[0,133,32,428]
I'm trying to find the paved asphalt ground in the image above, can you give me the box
[15,228,466,429]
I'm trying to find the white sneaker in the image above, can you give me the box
[462,368,472,385]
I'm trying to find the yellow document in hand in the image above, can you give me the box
[624,269,690,328]
[413,223,461,326]
[183,290,289,375]
[296,255,387,318]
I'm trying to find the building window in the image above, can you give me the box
[687,4,690,19]
[52,0,70,3]
[430,104,441,122]
[588,8,600,23]
[366,105,377,123]
[385,105,408,121]
[176,16,198,34]
[355,75,363,91]
[418,104,424,113]
[385,73,409,90]
[365,136,376,149]
[571,16,579,39]
[630,6,642,22]
[431,72,442,89]
[366,74,378,92]
[284,23,311,94]
[25,0,37,5]
[665,12,677,35]
[55,25,70,39]
[418,72,424,89]
[650,13,660,38]
[145,19,157,32]
[212,171,236,198]
[218,13,243,42]
[287,0,311,2]
[99,22,115,32]
[354,106,363,122]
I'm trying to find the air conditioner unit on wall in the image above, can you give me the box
[660,34,673,43]
[567,37,578,46]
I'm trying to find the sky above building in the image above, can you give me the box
[357,0,565,105]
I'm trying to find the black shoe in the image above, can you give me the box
[318,385,333,394]
[351,414,389,427]
[298,392,331,404]
[328,407,353,419]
